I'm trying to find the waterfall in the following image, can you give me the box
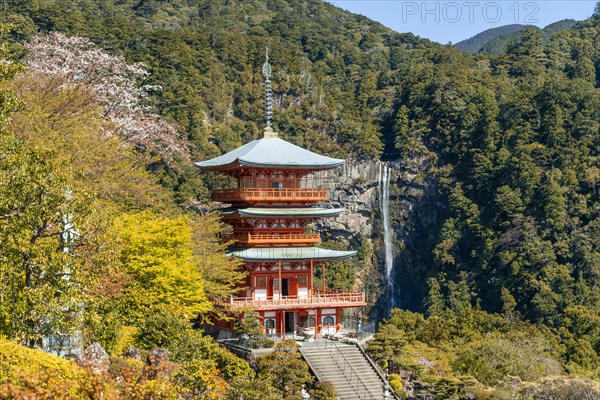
[379,162,395,311]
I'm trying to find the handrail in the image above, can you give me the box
[328,341,374,399]
[357,342,401,400]
[228,292,366,310]
[214,187,329,194]
[223,232,321,244]
[212,187,329,201]
[312,287,347,295]
[242,233,319,240]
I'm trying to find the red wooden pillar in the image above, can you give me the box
[316,308,321,338]
[322,263,326,293]
[281,309,285,339]
[278,260,282,298]
[309,259,313,297]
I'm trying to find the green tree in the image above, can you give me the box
[224,375,282,400]
[311,381,337,400]
[426,277,446,317]
[256,340,313,397]
[0,137,94,346]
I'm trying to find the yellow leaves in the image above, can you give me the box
[175,359,228,400]
[113,211,211,318]
[111,326,139,358]
[0,338,118,399]
[0,338,77,383]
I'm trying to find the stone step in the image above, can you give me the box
[301,342,386,400]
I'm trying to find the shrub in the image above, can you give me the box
[453,332,561,385]
[389,378,403,396]
[311,381,337,400]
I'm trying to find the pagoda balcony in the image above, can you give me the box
[212,187,329,204]
[227,290,366,311]
[223,232,321,246]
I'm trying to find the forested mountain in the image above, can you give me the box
[455,19,577,55]
[454,24,534,53]
[1,0,600,398]
[2,0,434,207]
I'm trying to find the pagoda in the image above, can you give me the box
[196,51,366,338]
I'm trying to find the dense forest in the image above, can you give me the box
[454,24,535,54]
[1,0,600,398]
[454,19,577,55]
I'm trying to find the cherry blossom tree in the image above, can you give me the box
[24,32,190,169]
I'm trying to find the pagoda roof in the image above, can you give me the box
[195,137,345,171]
[222,207,344,218]
[228,247,356,262]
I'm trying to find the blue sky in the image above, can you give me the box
[327,1,596,44]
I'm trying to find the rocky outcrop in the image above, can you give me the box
[388,156,443,312]
[124,345,142,360]
[146,348,170,367]
[318,155,442,316]
[317,160,382,240]
[143,348,176,380]
[78,342,110,373]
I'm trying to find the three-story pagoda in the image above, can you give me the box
[196,52,365,338]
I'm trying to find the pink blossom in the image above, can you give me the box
[25,32,190,168]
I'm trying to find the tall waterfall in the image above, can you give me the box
[379,162,395,311]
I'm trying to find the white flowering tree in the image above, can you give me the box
[24,32,190,168]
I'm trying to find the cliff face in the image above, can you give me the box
[318,160,382,240]
[317,157,443,318]
[386,157,444,313]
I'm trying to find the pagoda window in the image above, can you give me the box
[323,316,335,326]
[301,316,315,328]
[265,319,275,329]
[255,276,267,288]
[297,275,308,286]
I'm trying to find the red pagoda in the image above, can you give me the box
[196,52,366,338]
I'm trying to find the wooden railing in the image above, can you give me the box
[223,232,321,245]
[228,291,366,311]
[212,187,329,203]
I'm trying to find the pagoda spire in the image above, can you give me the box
[262,47,277,138]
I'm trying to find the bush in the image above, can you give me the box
[245,336,275,349]
[453,332,561,385]
[389,378,403,396]
[311,381,337,400]
[224,376,281,400]
[0,339,117,398]
[135,310,253,380]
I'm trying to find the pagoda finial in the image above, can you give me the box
[262,47,277,138]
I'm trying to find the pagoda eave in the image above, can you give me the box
[194,137,345,171]
[221,207,344,219]
[227,247,357,262]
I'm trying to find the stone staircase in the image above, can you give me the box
[300,341,386,399]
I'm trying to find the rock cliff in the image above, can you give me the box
[317,156,443,317]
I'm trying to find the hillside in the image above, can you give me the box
[454,24,533,53]
[3,0,434,207]
[0,0,600,398]
[455,19,577,55]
